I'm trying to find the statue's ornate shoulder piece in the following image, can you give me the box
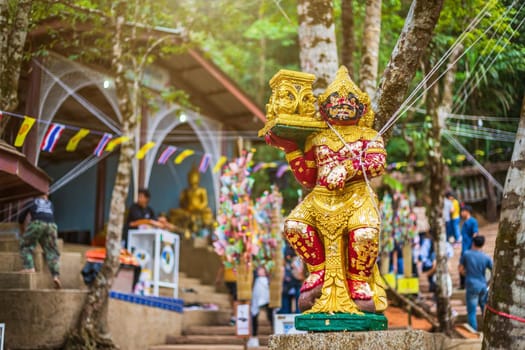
[258,70,327,147]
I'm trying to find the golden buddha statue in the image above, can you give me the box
[262,66,387,316]
[170,165,213,235]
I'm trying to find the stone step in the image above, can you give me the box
[184,325,272,336]
[178,280,216,295]
[0,252,83,289]
[0,251,45,272]
[182,310,232,329]
[179,291,231,309]
[0,237,64,253]
[150,345,267,350]
[166,335,269,346]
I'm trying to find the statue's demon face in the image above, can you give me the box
[321,92,366,126]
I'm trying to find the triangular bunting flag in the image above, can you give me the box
[40,123,66,152]
[94,133,113,156]
[136,141,156,160]
[199,154,211,173]
[174,149,195,164]
[106,136,130,152]
[157,146,177,164]
[66,128,90,152]
[212,156,228,173]
[14,116,36,147]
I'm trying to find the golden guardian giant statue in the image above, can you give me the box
[260,66,388,331]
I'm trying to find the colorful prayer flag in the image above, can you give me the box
[212,156,228,173]
[40,123,66,152]
[14,116,36,147]
[276,163,290,178]
[106,136,130,152]
[94,133,113,156]
[136,141,156,160]
[157,146,177,164]
[174,149,194,164]
[199,154,211,173]
[66,128,90,152]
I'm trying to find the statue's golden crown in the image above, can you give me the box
[318,66,375,128]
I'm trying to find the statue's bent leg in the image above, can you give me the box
[284,220,325,311]
[347,227,379,301]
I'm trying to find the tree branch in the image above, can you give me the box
[39,0,185,38]
[373,0,444,142]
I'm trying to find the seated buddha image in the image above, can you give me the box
[169,165,213,236]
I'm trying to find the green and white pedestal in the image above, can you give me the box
[269,330,446,350]
[295,312,388,332]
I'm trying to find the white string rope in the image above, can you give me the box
[34,60,122,134]
[453,14,525,114]
[325,121,382,221]
[378,0,521,137]
[442,131,504,191]
[409,107,520,122]
[1,151,114,223]
[452,1,525,113]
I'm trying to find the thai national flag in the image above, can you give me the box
[199,154,211,173]
[40,123,66,152]
[94,133,113,157]
[157,146,177,164]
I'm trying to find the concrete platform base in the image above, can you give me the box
[269,330,446,350]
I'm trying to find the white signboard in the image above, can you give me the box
[273,314,306,335]
[235,303,251,337]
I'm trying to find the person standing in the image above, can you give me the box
[447,192,461,244]
[443,192,453,243]
[279,244,303,314]
[18,194,61,289]
[459,235,492,332]
[248,266,273,348]
[459,204,479,289]
[124,188,161,246]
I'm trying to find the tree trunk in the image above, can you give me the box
[373,0,443,143]
[425,45,461,335]
[297,0,339,92]
[482,94,525,349]
[0,0,32,136]
[359,0,381,99]
[65,4,137,348]
[427,74,451,335]
[341,0,355,77]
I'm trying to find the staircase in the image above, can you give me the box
[150,317,271,350]
[0,229,89,349]
[0,233,84,290]
[417,222,498,332]
[153,238,272,349]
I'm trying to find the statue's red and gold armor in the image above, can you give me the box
[264,66,387,314]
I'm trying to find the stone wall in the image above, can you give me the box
[0,290,182,350]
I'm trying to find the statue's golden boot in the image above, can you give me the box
[346,227,379,301]
[283,220,325,293]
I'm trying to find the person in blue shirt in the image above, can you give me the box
[459,205,479,289]
[459,235,493,332]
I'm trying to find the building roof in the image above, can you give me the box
[0,141,50,203]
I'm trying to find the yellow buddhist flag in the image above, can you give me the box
[66,128,90,152]
[174,149,194,164]
[136,141,156,160]
[106,136,130,152]
[212,155,228,173]
[14,116,36,147]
